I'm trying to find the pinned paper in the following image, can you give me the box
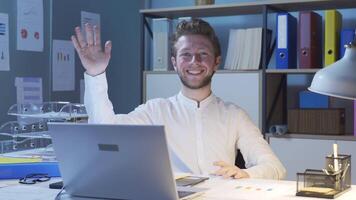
[15,77,43,104]
[16,0,44,52]
[52,40,75,91]
[0,13,10,71]
[81,11,100,38]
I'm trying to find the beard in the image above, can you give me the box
[177,70,215,89]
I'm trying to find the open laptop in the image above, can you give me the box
[48,123,204,200]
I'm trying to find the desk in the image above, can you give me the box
[0,177,356,200]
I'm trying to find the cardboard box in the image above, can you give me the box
[288,109,345,134]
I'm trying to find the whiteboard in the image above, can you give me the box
[144,71,262,128]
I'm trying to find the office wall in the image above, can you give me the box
[0,0,144,126]
[0,0,52,125]
[52,0,144,114]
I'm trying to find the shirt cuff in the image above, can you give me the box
[84,71,108,93]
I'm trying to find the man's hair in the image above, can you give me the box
[171,18,221,58]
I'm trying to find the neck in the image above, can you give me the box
[181,84,212,102]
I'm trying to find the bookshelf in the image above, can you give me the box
[140,0,356,137]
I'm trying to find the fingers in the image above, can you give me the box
[214,167,229,176]
[224,168,238,178]
[213,161,228,167]
[71,35,81,53]
[104,40,112,58]
[85,23,94,46]
[94,25,101,47]
[74,26,86,48]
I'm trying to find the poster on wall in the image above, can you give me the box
[52,40,75,91]
[81,11,100,39]
[16,0,44,52]
[0,13,9,71]
[15,77,43,104]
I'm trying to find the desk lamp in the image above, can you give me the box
[308,42,356,100]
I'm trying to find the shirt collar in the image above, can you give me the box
[177,91,216,109]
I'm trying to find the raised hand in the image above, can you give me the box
[71,23,112,76]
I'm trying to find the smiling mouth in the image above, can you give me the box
[187,69,204,75]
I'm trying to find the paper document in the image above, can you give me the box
[15,77,43,104]
[0,13,10,71]
[203,178,295,200]
[16,0,44,51]
[81,11,100,39]
[52,40,75,91]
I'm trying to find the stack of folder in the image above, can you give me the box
[276,13,297,69]
[0,157,60,179]
[274,10,354,69]
[324,10,342,67]
[0,145,60,179]
[340,28,355,58]
[298,11,322,69]
[152,18,172,71]
[224,27,271,70]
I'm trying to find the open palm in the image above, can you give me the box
[71,24,112,76]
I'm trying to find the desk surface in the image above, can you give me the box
[1,177,356,200]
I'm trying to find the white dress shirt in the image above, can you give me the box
[84,72,286,179]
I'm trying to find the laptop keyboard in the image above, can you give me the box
[178,190,196,199]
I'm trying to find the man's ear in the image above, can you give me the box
[171,56,177,71]
[214,56,221,71]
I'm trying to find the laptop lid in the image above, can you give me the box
[48,123,179,200]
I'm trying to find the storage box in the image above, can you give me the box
[299,90,329,108]
[288,109,345,134]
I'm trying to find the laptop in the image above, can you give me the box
[48,123,204,200]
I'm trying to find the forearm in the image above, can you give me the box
[84,72,117,124]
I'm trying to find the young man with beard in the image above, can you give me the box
[71,19,286,179]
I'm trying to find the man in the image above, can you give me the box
[71,19,286,179]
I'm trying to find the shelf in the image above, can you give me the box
[144,69,262,74]
[140,0,356,19]
[266,69,320,74]
[266,133,356,141]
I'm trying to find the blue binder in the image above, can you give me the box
[276,13,297,69]
[299,91,329,109]
[339,29,355,58]
[0,162,60,179]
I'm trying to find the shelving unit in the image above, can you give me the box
[140,0,356,136]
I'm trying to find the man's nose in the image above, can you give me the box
[191,53,202,63]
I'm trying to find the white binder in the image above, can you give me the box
[152,18,172,71]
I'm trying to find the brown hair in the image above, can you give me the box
[171,18,221,58]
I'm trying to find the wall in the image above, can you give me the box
[0,0,52,124]
[0,0,144,126]
[52,0,144,114]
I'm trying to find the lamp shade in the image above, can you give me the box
[308,44,356,100]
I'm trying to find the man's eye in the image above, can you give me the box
[181,53,191,57]
[200,52,209,56]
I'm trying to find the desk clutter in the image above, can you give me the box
[296,144,351,199]
[0,102,87,179]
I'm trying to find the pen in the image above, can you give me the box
[333,143,339,172]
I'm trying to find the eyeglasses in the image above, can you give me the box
[19,173,51,184]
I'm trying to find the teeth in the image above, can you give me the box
[187,70,203,75]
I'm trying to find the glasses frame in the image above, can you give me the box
[19,173,51,184]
